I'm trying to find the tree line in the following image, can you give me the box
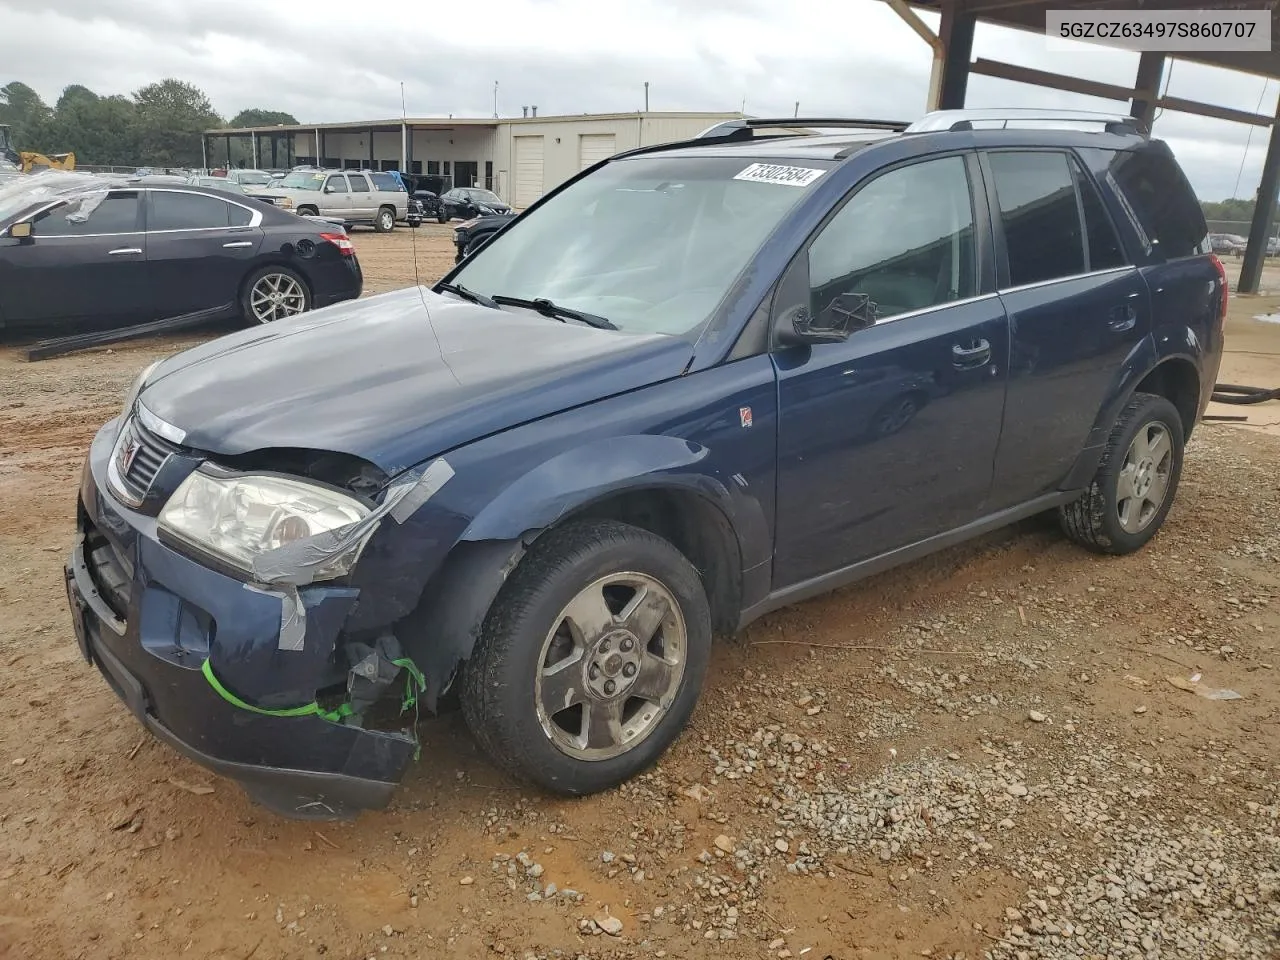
[0,79,298,168]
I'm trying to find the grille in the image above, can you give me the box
[115,417,175,501]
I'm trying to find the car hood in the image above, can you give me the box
[139,287,693,475]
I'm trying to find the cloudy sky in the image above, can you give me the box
[0,0,1274,200]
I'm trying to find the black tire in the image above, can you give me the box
[296,206,318,218]
[461,520,712,795]
[437,209,449,223]
[465,236,490,257]
[374,206,395,233]
[1059,392,1184,555]
[239,265,310,325]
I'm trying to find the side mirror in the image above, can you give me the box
[9,222,31,239]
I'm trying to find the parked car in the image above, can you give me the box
[0,173,362,332]
[256,170,407,232]
[453,212,516,261]
[65,109,1224,818]
[224,169,277,193]
[439,186,511,221]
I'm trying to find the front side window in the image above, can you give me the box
[988,151,1084,287]
[805,155,976,323]
[451,155,831,336]
[33,192,140,236]
[149,191,235,231]
[325,176,349,194]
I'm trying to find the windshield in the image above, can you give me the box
[207,179,246,193]
[468,189,502,203]
[450,155,830,336]
[234,171,272,186]
[278,172,325,190]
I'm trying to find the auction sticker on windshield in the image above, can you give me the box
[733,163,825,187]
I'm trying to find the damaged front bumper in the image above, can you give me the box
[65,423,419,819]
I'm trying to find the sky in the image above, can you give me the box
[0,0,1275,201]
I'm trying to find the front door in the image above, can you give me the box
[980,149,1151,508]
[0,190,150,330]
[145,189,264,319]
[772,154,1010,587]
[321,173,352,219]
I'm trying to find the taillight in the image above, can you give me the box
[320,232,355,256]
[1209,253,1229,329]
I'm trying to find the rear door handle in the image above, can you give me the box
[1109,304,1138,332]
[951,338,991,369]
[222,241,253,248]
[108,247,142,256]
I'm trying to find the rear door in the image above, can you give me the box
[982,149,1149,508]
[0,190,149,330]
[145,189,265,319]
[346,173,375,220]
[321,174,352,219]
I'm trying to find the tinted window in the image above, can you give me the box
[806,155,976,322]
[348,174,371,192]
[1072,159,1126,270]
[1107,148,1206,259]
[228,203,253,227]
[149,191,237,230]
[34,193,139,236]
[369,173,400,191]
[325,176,348,193]
[989,151,1084,287]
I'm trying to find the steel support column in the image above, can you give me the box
[271,135,278,168]
[224,135,231,168]
[369,128,375,169]
[1239,98,1280,293]
[937,3,976,109]
[1130,52,1165,131]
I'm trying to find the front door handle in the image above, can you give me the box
[951,338,991,369]
[222,241,253,248]
[108,247,142,256]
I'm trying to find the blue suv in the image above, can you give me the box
[65,109,1225,818]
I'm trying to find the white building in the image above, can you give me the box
[206,111,745,208]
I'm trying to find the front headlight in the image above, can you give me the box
[279,197,294,208]
[121,360,161,423]
[158,470,371,581]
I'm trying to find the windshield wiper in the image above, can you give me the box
[491,295,617,330]
[437,282,497,309]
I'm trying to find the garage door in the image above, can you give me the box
[579,133,616,171]
[513,136,544,209]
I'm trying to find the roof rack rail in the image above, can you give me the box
[695,117,910,141]
[905,108,1147,136]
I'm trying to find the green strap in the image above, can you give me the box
[201,659,353,723]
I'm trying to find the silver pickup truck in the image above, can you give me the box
[257,169,408,232]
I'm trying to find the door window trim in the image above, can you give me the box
[144,188,265,234]
[767,149,995,352]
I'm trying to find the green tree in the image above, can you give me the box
[133,78,222,167]
[0,81,53,152]
[229,108,299,128]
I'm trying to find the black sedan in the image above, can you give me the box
[0,175,362,332]
[439,187,512,221]
[454,212,517,262]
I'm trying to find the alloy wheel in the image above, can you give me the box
[1116,421,1173,534]
[249,273,306,324]
[534,572,686,761]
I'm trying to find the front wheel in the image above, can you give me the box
[462,520,711,795]
[1059,392,1185,554]
[437,209,449,223]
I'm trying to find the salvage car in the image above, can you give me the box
[256,170,407,232]
[453,211,516,261]
[439,186,512,221]
[66,109,1223,818]
[0,172,362,331]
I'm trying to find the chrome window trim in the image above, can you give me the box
[136,402,188,445]
[997,265,1134,297]
[8,186,263,237]
[869,292,1000,327]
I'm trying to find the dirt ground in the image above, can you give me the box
[0,229,1277,960]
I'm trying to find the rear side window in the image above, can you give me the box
[1072,160,1126,270]
[348,174,371,193]
[988,151,1084,286]
[1106,148,1207,259]
[149,192,236,231]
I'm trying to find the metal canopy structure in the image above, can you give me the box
[883,0,1280,292]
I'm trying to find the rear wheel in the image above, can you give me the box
[462,520,711,795]
[437,209,449,223]
[374,206,395,233]
[241,266,310,324]
[1059,392,1184,554]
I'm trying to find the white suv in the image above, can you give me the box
[258,170,408,232]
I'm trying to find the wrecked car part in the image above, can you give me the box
[21,305,230,363]
[245,458,455,587]
[0,168,119,224]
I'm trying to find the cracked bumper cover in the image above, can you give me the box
[66,424,417,819]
